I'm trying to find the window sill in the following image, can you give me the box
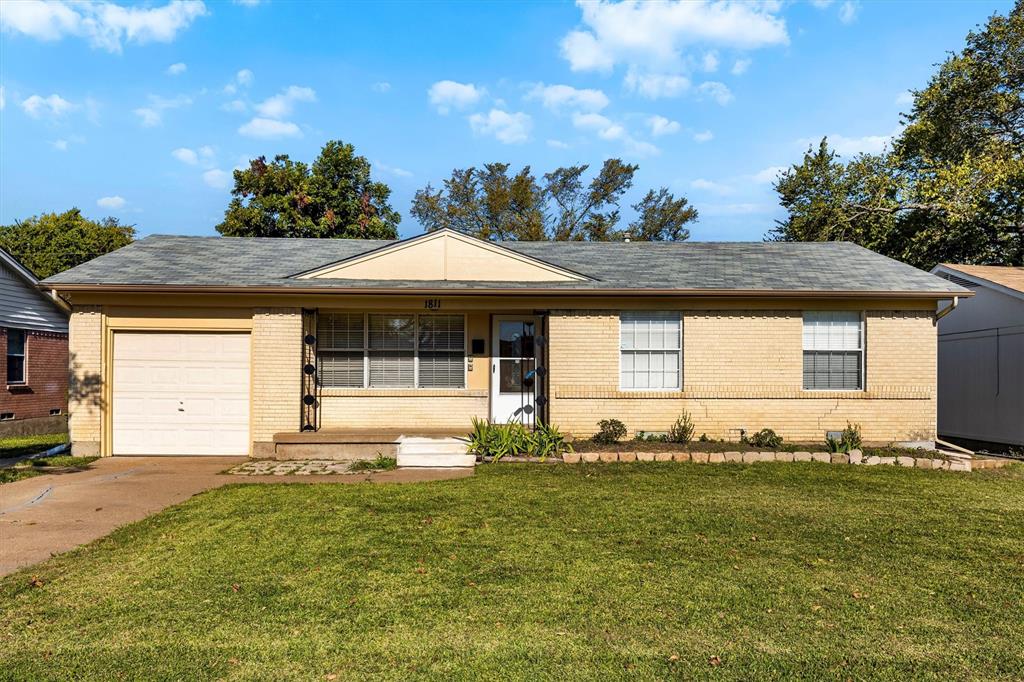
[6,383,29,391]
[321,388,487,398]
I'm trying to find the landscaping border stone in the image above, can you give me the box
[554,448,1014,473]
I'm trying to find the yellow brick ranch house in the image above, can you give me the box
[42,229,969,458]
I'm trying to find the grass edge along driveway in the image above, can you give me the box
[1,462,1023,680]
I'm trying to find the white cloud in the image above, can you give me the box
[371,81,391,93]
[810,0,834,8]
[374,161,412,178]
[233,0,263,6]
[701,51,719,72]
[134,107,160,127]
[697,81,733,105]
[799,132,892,157]
[20,93,74,118]
[468,109,532,144]
[221,99,247,113]
[526,83,609,113]
[236,68,254,86]
[547,139,570,149]
[647,115,680,137]
[428,80,484,114]
[624,69,690,99]
[731,58,751,75]
[202,168,231,189]
[752,165,787,184]
[0,0,208,53]
[700,202,774,216]
[693,130,713,143]
[166,62,187,76]
[172,147,198,164]
[838,1,859,24]
[572,112,659,157]
[254,85,316,119]
[132,93,191,127]
[560,0,788,74]
[895,90,914,106]
[0,86,5,110]
[690,178,734,195]
[238,117,301,138]
[50,139,69,151]
[97,195,126,209]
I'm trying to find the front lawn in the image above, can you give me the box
[0,432,68,459]
[2,463,1022,680]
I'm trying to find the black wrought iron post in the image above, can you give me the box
[534,311,549,429]
[301,308,320,432]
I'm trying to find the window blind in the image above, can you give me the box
[620,312,681,390]
[802,311,863,390]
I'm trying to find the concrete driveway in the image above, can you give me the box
[0,456,471,577]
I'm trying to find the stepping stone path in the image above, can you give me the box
[227,460,358,476]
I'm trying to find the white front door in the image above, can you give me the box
[112,332,251,456]
[490,316,538,425]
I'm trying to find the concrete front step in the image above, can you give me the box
[397,437,475,468]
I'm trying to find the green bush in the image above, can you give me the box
[349,454,397,471]
[593,419,627,444]
[748,428,782,448]
[668,412,695,444]
[826,422,863,453]
[467,418,572,462]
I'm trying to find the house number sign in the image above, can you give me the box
[424,298,442,310]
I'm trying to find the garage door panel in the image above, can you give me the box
[113,332,251,456]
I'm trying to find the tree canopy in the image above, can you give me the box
[217,140,400,239]
[770,1,1024,270]
[0,209,135,279]
[410,159,697,241]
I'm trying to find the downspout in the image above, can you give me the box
[934,296,959,322]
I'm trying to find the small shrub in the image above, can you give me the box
[825,422,863,453]
[594,419,627,444]
[699,433,710,442]
[668,411,695,444]
[747,428,782,449]
[467,417,572,461]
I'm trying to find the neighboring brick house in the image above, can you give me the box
[1,248,70,437]
[41,229,969,458]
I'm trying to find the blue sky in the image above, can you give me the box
[0,0,1012,241]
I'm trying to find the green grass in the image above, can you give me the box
[0,432,68,459]
[0,454,98,484]
[347,454,399,472]
[1,463,1023,680]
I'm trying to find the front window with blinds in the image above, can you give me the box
[620,312,681,390]
[802,311,864,390]
[317,313,465,389]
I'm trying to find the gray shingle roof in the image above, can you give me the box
[43,234,968,295]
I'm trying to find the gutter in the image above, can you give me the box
[40,283,974,299]
[934,295,959,321]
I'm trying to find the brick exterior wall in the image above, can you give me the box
[321,390,488,431]
[251,308,302,455]
[548,308,936,445]
[65,301,939,455]
[68,307,103,455]
[0,327,69,424]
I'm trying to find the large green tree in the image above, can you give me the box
[411,159,697,241]
[217,140,400,239]
[770,2,1024,269]
[0,209,135,278]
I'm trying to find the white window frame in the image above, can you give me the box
[801,311,865,391]
[618,311,682,391]
[317,313,467,389]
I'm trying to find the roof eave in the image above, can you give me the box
[42,283,973,299]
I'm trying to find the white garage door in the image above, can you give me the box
[112,332,250,456]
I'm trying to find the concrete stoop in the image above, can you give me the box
[397,437,475,468]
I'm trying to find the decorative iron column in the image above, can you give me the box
[534,311,549,429]
[301,308,320,432]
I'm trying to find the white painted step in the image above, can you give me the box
[397,437,475,468]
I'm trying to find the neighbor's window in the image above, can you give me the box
[6,328,26,384]
[620,312,681,390]
[802,311,864,390]
[317,313,465,389]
